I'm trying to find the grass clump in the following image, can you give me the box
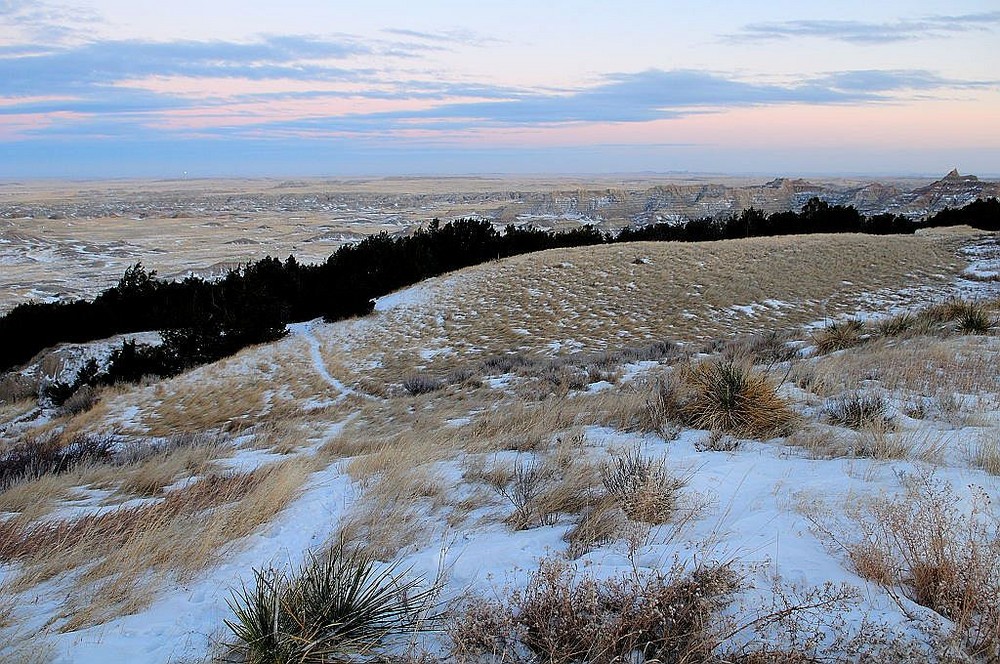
[824,391,893,431]
[812,319,865,354]
[874,312,914,338]
[402,374,445,396]
[666,361,796,438]
[600,448,684,524]
[971,435,1000,475]
[226,541,438,664]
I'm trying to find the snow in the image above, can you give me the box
[286,319,359,403]
[8,233,1000,661]
[47,455,358,664]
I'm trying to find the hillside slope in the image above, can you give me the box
[0,227,998,662]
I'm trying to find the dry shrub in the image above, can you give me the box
[0,432,114,491]
[563,497,627,559]
[486,441,599,531]
[402,373,445,396]
[812,319,865,354]
[448,558,739,664]
[488,457,552,530]
[666,361,795,438]
[823,391,893,431]
[845,476,1000,659]
[57,384,99,416]
[600,448,684,524]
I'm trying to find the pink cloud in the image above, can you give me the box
[0,111,88,139]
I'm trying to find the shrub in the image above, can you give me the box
[672,361,796,438]
[0,433,114,490]
[600,448,684,524]
[824,392,893,431]
[448,558,739,664]
[401,374,445,396]
[57,384,99,416]
[226,542,438,664]
[489,457,550,530]
[480,353,531,374]
[845,477,1000,659]
[446,367,479,386]
[812,319,865,354]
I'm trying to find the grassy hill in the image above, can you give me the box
[0,227,998,662]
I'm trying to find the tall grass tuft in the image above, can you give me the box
[812,319,865,354]
[673,361,796,438]
[226,541,438,663]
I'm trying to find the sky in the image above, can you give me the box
[1,0,998,178]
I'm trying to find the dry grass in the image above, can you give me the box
[600,447,685,524]
[804,334,1000,399]
[304,232,970,387]
[338,463,447,559]
[2,459,311,629]
[971,434,1000,475]
[812,319,866,354]
[843,476,1000,659]
[117,436,227,496]
[658,361,796,438]
[447,557,740,664]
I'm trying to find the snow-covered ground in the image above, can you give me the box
[2,232,999,662]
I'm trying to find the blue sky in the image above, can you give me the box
[1,0,998,177]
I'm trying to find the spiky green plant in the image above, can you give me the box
[225,543,438,663]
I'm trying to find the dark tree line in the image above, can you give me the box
[2,196,997,397]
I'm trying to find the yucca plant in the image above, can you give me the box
[812,319,865,354]
[957,307,993,334]
[874,312,914,338]
[676,361,795,438]
[226,542,439,663]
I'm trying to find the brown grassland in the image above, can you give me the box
[0,223,998,661]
